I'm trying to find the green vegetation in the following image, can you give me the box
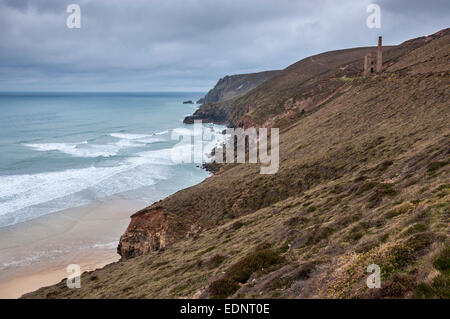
[433,246,450,272]
[385,202,414,219]
[381,245,415,280]
[377,183,398,196]
[196,246,217,257]
[402,223,428,236]
[377,160,394,172]
[206,254,226,269]
[427,160,449,173]
[208,279,241,299]
[417,245,450,298]
[208,247,285,298]
[225,248,285,283]
[294,262,316,280]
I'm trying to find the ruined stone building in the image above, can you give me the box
[364,36,383,75]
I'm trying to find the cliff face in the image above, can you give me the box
[184,70,280,124]
[24,28,450,299]
[200,71,280,104]
[117,207,169,259]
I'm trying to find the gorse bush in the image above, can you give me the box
[226,248,285,283]
[208,247,285,298]
[208,278,240,299]
[417,245,450,298]
[433,245,450,273]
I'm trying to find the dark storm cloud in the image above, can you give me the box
[0,0,448,91]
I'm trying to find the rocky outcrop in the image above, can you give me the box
[183,98,232,125]
[184,70,280,125]
[117,207,169,260]
[199,71,280,105]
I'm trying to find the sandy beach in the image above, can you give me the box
[0,198,146,298]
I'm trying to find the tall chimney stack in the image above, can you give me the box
[376,36,383,73]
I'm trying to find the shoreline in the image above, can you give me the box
[0,250,119,299]
[0,115,224,298]
[0,198,146,299]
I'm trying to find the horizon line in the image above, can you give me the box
[0,91,207,94]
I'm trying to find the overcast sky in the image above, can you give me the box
[0,0,448,92]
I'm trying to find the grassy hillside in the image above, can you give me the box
[198,71,280,104]
[24,29,449,299]
[185,70,280,123]
[187,29,448,129]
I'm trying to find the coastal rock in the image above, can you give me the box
[184,70,280,125]
[183,115,196,124]
[183,100,194,104]
[198,71,280,105]
[117,206,169,259]
[183,99,232,125]
[201,162,223,174]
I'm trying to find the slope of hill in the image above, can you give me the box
[184,70,280,123]
[185,29,449,129]
[198,71,280,104]
[24,29,449,299]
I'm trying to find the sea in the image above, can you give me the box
[0,92,225,228]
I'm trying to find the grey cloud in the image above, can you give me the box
[0,0,448,91]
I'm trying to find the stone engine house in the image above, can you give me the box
[364,36,383,75]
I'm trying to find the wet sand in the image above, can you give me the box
[0,198,146,298]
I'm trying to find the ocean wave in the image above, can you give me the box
[23,135,165,158]
[24,142,120,158]
[153,130,169,136]
[113,139,143,148]
[0,165,128,216]
[109,133,166,148]
[1,249,68,268]
[109,133,151,140]
[0,148,175,226]
[92,241,119,249]
[2,126,226,227]
[133,144,193,166]
[136,137,165,144]
[172,127,203,137]
[134,129,226,165]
